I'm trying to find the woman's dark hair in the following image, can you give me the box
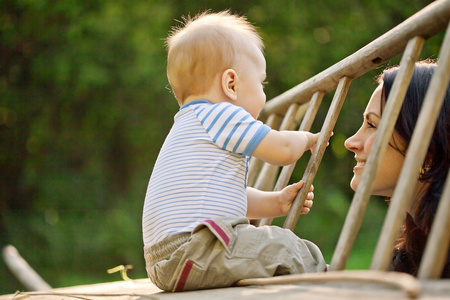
[377,59,450,277]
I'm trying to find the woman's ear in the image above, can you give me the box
[221,69,238,101]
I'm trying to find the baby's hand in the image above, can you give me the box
[304,132,320,152]
[279,180,314,215]
[300,184,314,215]
[309,131,333,153]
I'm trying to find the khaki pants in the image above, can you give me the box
[144,216,327,292]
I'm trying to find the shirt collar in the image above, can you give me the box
[180,99,211,110]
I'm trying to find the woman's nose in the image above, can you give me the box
[344,132,361,152]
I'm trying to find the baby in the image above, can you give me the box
[143,10,327,292]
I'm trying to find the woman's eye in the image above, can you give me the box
[367,122,377,128]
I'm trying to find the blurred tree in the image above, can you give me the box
[0,0,442,293]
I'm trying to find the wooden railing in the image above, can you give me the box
[250,0,450,278]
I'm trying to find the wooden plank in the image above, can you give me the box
[260,0,450,119]
[371,23,450,271]
[3,277,450,300]
[331,36,424,271]
[283,77,351,231]
[236,270,421,299]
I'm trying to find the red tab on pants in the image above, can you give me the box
[174,259,194,292]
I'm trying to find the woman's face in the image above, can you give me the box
[344,84,406,197]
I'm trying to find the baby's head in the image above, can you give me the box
[166,10,264,104]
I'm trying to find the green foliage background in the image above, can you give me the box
[0,0,442,294]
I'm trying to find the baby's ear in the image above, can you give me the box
[221,69,238,101]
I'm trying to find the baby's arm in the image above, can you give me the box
[252,130,319,166]
[246,181,314,219]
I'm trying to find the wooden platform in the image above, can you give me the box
[1,276,449,300]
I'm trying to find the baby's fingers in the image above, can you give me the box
[305,184,314,200]
[304,199,313,209]
[300,200,313,214]
[310,131,333,153]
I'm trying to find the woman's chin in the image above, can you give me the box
[350,178,358,191]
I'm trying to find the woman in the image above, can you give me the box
[344,59,450,277]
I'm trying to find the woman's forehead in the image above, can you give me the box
[364,84,383,116]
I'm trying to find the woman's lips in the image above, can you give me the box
[353,160,366,171]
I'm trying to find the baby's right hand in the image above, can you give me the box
[306,131,333,153]
[304,132,319,152]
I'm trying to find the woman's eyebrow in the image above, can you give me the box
[365,112,381,120]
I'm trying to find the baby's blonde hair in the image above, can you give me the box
[165,10,264,102]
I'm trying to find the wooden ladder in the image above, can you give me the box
[249,0,450,279]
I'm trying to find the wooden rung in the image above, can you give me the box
[259,91,324,227]
[251,103,302,194]
[371,25,450,271]
[274,91,325,192]
[418,23,450,278]
[280,103,302,131]
[294,103,310,127]
[297,91,324,132]
[418,169,450,279]
[247,156,264,188]
[251,103,304,227]
[2,245,52,291]
[283,76,351,231]
[253,163,279,192]
[331,36,424,271]
[255,103,305,189]
[248,113,283,187]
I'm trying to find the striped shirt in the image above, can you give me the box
[142,100,271,247]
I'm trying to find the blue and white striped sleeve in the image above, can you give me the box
[194,102,271,156]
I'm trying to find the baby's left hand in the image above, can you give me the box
[300,184,314,215]
[279,180,314,215]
